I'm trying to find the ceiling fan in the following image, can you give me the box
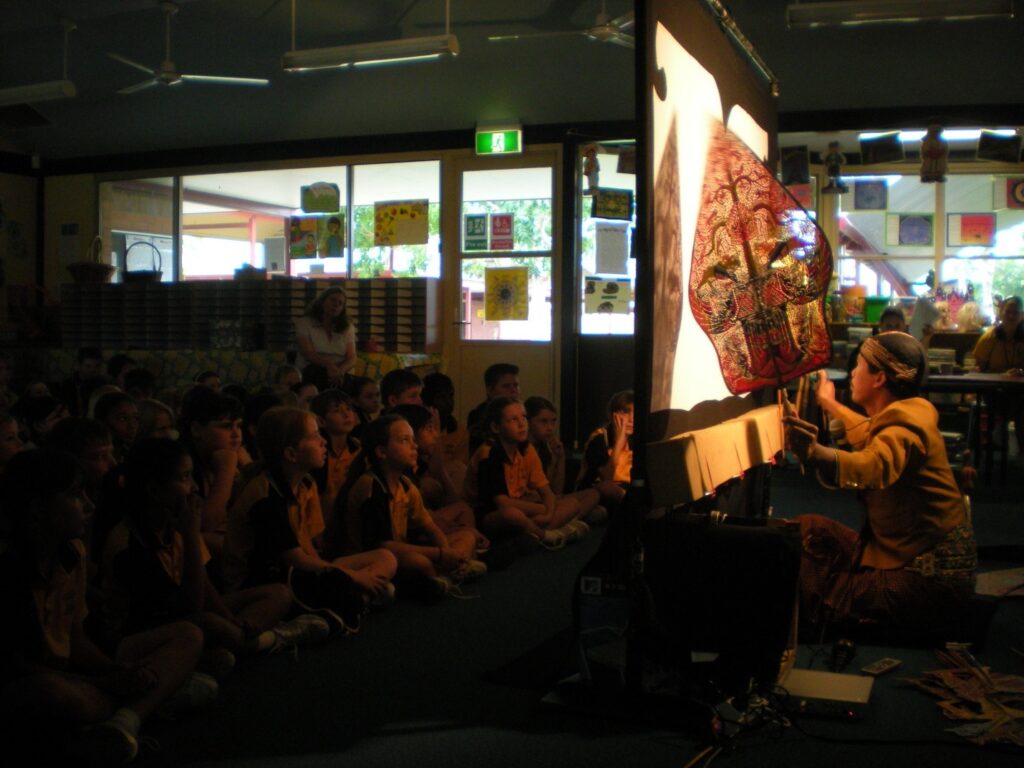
[488,1,634,48]
[108,1,270,94]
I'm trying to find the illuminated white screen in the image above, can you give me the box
[651,22,769,413]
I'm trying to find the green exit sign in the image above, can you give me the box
[476,129,522,155]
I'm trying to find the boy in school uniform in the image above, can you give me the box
[379,369,424,411]
[309,389,363,553]
[466,363,520,455]
[467,397,586,549]
[347,413,473,595]
[223,407,396,632]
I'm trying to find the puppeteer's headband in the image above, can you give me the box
[859,334,922,383]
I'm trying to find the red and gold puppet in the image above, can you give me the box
[689,125,832,394]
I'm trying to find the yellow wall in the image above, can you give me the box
[0,171,39,334]
[43,173,96,290]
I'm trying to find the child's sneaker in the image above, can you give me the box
[584,505,609,525]
[270,613,331,650]
[431,574,456,596]
[562,519,590,542]
[455,558,488,582]
[370,582,397,608]
[539,529,566,550]
[158,672,219,718]
[73,710,139,765]
[198,647,236,682]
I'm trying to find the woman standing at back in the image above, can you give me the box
[294,286,357,391]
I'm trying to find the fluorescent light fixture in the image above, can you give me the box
[0,79,77,107]
[859,129,1018,142]
[282,34,459,72]
[787,0,1015,28]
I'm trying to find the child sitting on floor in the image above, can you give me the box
[348,413,475,595]
[309,389,362,542]
[379,369,423,411]
[224,407,396,632]
[103,439,328,659]
[575,390,634,509]
[466,397,587,549]
[390,404,488,569]
[0,450,207,764]
[525,396,606,524]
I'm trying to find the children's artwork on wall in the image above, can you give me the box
[301,182,341,213]
[947,213,996,247]
[489,214,513,250]
[689,124,833,395]
[374,200,429,246]
[318,215,345,257]
[1003,178,1024,209]
[484,266,528,321]
[886,214,934,246]
[854,180,887,210]
[584,277,631,314]
[617,148,637,174]
[289,216,319,258]
[595,220,630,275]
[464,213,488,251]
[591,189,634,220]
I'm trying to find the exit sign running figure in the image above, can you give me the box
[476,128,522,155]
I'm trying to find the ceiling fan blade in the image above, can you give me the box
[606,32,635,49]
[108,52,156,76]
[611,11,635,31]
[487,30,583,42]
[179,74,271,87]
[118,78,159,95]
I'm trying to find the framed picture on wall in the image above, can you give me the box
[886,213,933,246]
[947,213,996,247]
[854,180,887,210]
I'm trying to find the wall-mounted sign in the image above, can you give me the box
[475,128,522,155]
[490,213,514,250]
[464,213,488,251]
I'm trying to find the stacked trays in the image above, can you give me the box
[59,277,435,352]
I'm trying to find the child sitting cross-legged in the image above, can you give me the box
[465,397,587,550]
[524,396,607,526]
[102,439,329,667]
[223,407,396,634]
[0,450,206,764]
[308,389,361,542]
[347,413,474,596]
[390,404,488,578]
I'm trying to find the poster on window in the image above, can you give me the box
[595,220,630,275]
[490,214,514,251]
[1004,178,1024,209]
[301,182,341,213]
[947,213,996,246]
[464,213,488,251]
[591,188,634,220]
[484,266,529,321]
[585,277,631,314]
[289,216,319,258]
[374,199,429,246]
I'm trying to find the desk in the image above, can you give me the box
[923,373,1024,482]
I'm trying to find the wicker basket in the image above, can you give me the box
[67,236,116,283]
[123,241,163,283]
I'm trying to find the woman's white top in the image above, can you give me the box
[294,316,356,370]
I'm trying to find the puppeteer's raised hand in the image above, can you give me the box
[815,370,837,410]
[783,414,820,465]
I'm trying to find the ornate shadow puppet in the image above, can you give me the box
[689,125,832,394]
